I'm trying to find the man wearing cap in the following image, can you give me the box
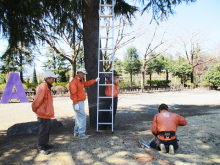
[32,71,58,155]
[103,71,119,126]
[69,68,99,139]
[150,103,187,154]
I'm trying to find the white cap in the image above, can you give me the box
[77,68,87,74]
[44,71,58,78]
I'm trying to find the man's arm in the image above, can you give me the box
[151,116,158,136]
[69,81,78,104]
[32,85,45,113]
[83,79,96,87]
[177,115,188,126]
[105,74,115,83]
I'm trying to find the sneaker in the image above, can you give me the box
[159,143,166,153]
[78,135,89,139]
[39,149,50,155]
[74,133,79,138]
[45,145,54,150]
[169,145,175,155]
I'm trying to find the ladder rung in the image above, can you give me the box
[100,37,113,39]
[99,60,113,62]
[99,72,113,74]
[99,84,113,86]
[98,123,113,125]
[98,109,113,112]
[99,96,112,99]
[100,48,113,50]
[101,5,113,7]
[100,15,113,18]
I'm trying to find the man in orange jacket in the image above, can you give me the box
[103,70,119,127]
[150,103,187,154]
[32,71,58,155]
[69,68,99,139]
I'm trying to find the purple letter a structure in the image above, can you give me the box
[0,73,28,103]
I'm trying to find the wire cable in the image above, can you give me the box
[123,138,175,165]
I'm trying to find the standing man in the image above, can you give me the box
[69,68,99,139]
[32,71,58,155]
[103,70,119,126]
[150,103,187,154]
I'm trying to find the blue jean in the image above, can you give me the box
[73,101,86,137]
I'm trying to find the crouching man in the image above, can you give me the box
[150,103,187,154]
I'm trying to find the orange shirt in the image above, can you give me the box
[32,81,55,119]
[105,77,119,98]
[69,76,96,104]
[151,110,187,140]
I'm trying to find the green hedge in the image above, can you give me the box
[147,80,171,86]
[53,82,69,87]
[0,83,28,90]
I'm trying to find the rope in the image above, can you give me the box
[123,138,175,165]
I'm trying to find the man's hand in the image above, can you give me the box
[74,104,79,111]
[104,73,110,79]
[95,77,100,82]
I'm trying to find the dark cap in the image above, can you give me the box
[113,70,118,76]
[158,103,168,111]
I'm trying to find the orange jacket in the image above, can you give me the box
[105,77,119,98]
[69,76,96,104]
[32,81,55,119]
[151,110,187,141]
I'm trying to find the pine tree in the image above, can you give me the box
[32,65,38,83]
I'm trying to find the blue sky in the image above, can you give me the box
[0,0,220,76]
[115,0,220,59]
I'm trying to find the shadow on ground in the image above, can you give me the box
[0,104,220,164]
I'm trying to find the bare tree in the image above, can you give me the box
[179,30,214,84]
[140,25,170,92]
[101,16,143,71]
[37,19,83,78]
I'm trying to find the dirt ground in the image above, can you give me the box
[0,89,220,165]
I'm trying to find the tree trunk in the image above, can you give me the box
[141,69,145,92]
[82,0,100,128]
[166,70,169,81]
[20,71,24,83]
[130,71,133,86]
[73,60,77,77]
[149,73,152,86]
[190,70,194,83]
[141,58,146,92]
[19,53,24,83]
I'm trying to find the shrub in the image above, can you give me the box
[186,83,195,88]
[0,83,28,90]
[147,80,171,86]
[24,83,38,89]
[204,63,220,89]
[54,82,69,87]
[118,80,138,89]
[0,84,6,90]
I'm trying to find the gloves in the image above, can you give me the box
[95,77,100,82]
[74,104,79,111]
[104,73,110,79]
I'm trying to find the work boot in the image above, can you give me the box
[39,148,50,155]
[74,133,78,138]
[45,144,54,150]
[159,143,166,153]
[169,145,175,155]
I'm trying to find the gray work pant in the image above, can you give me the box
[38,117,50,150]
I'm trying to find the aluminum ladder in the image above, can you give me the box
[97,0,115,133]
